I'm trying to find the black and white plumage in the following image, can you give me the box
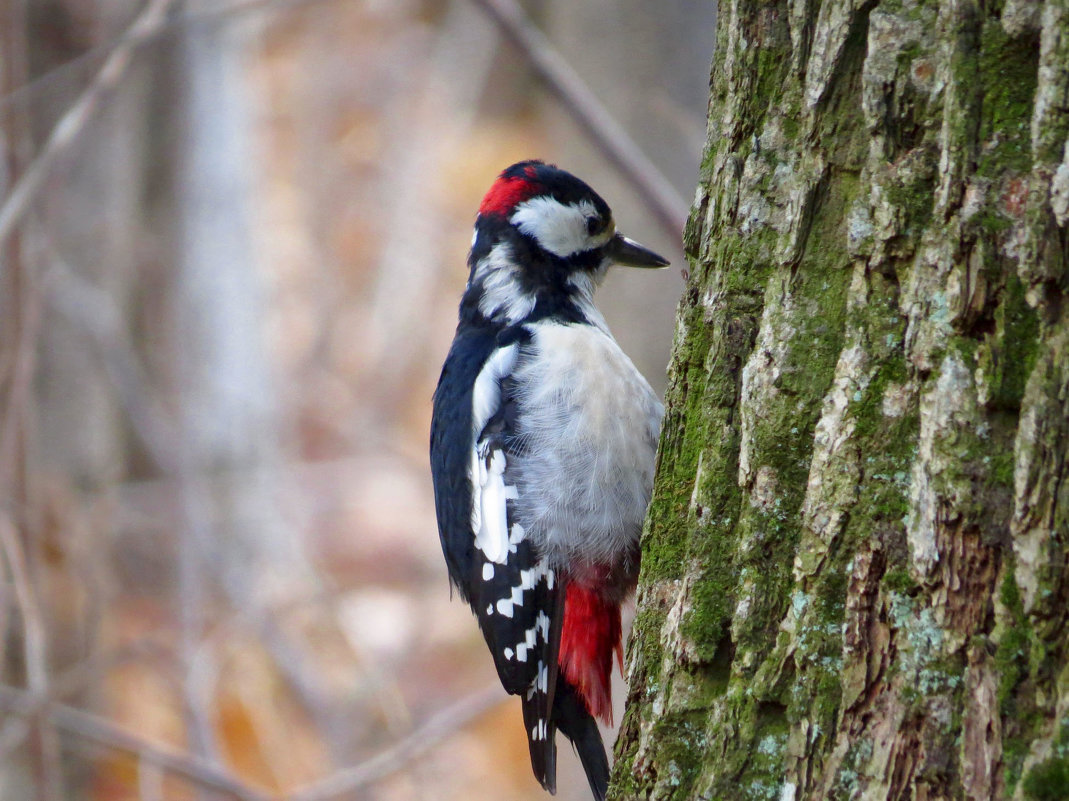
[430,161,666,800]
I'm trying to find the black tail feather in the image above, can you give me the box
[518,578,608,800]
[554,681,609,801]
[523,694,558,794]
[522,592,567,794]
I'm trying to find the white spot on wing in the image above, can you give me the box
[536,611,550,637]
[510,584,525,607]
[482,563,494,581]
[509,524,525,544]
[468,344,520,563]
[474,447,518,564]
[471,344,519,443]
[496,598,514,617]
[504,647,514,660]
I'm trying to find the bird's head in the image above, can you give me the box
[464,160,668,325]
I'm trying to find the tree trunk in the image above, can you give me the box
[613,2,1068,800]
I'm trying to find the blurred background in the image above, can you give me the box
[0,1,714,799]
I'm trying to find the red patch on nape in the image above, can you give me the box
[559,583,623,725]
[478,173,539,218]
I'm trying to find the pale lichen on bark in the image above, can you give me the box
[612,2,1069,800]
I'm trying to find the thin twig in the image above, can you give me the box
[0,636,186,761]
[0,0,688,251]
[468,0,690,239]
[45,252,369,743]
[0,515,64,799]
[0,0,344,117]
[0,681,507,801]
[288,686,506,801]
[42,256,181,473]
[0,0,174,249]
[0,0,688,249]
[365,0,500,383]
[0,477,46,701]
[0,684,272,801]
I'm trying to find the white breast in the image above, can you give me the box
[508,321,663,570]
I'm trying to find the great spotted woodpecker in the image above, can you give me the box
[430,160,667,800]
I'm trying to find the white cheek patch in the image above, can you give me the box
[510,196,608,257]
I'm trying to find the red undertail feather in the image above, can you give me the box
[559,583,623,725]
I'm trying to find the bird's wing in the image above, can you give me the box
[469,338,570,790]
[465,342,560,681]
[431,329,576,793]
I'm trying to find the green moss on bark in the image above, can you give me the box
[977,21,1039,178]
[614,3,1065,800]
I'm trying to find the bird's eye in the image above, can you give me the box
[586,217,603,236]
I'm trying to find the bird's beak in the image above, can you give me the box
[605,233,670,268]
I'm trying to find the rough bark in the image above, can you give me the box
[613,2,1068,800]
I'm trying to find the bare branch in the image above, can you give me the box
[0,516,46,697]
[288,686,505,801]
[0,0,346,119]
[0,0,175,251]
[0,684,272,801]
[42,256,181,473]
[469,0,690,239]
[0,0,688,251]
[0,681,506,801]
[0,515,64,799]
